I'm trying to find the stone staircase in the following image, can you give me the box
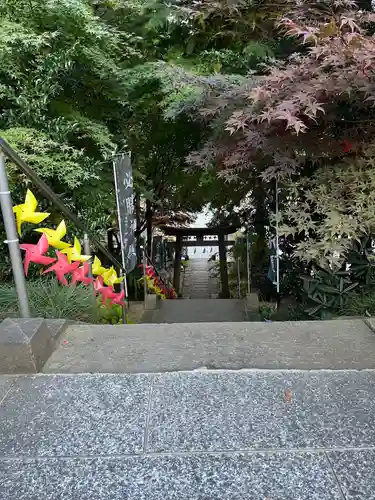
[2,316,375,374]
[1,369,375,499]
[182,258,219,298]
[41,318,375,373]
[149,298,245,323]
[1,317,375,498]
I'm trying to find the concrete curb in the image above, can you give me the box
[363,317,375,335]
[0,318,68,374]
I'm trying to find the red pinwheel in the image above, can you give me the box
[71,262,93,286]
[93,276,116,304]
[340,139,352,153]
[139,264,156,278]
[110,289,125,306]
[20,233,56,276]
[43,251,80,285]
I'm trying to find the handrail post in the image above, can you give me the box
[142,250,148,307]
[246,233,251,295]
[119,269,127,324]
[83,232,98,319]
[237,256,241,299]
[83,233,92,278]
[0,151,30,318]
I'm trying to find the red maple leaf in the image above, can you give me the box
[20,233,56,276]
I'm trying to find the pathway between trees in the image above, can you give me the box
[182,258,219,298]
[151,258,244,323]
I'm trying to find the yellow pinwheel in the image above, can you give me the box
[13,189,50,235]
[61,236,90,263]
[102,266,124,286]
[35,220,71,250]
[92,256,107,276]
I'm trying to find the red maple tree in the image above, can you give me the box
[189,1,375,181]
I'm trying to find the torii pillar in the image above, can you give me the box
[173,234,183,294]
[218,232,229,298]
[160,225,238,298]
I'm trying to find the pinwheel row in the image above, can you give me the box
[139,264,177,300]
[13,189,125,306]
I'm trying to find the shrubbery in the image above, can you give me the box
[0,278,127,324]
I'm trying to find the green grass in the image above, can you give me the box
[0,279,100,322]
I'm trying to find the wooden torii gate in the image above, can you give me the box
[160,225,238,298]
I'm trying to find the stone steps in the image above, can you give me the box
[2,316,375,497]
[1,369,375,498]
[150,298,245,323]
[42,319,375,374]
[182,258,219,298]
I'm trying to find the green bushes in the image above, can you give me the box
[340,293,375,318]
[302,269,359,319]
[300,238,375,319]
[97,301,124,325]
[0,279,126,324]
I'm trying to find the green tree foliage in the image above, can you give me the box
[164,0,296,74]
[0,0,231,239]
[120,63,216,251]
[0,0,139,220]
[188,1,375,261]
[279,158,375,269]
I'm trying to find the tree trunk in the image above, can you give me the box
[218,233,230,298]
[145,199,153,257]
[173,235,183,296]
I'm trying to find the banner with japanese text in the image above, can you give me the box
[113,153,137,273]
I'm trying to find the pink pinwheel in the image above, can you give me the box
[93,276,115,304]
[146,267,156,278]
[20,233,56,276]
[71,262,93,286]
[139,264,156,278]
[93,275,105,294]
[43,251,80,285]
[110,289,125,306]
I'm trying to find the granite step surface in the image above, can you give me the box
[182,258,219,299]
[1,370,375,499]
[43,319,375,374]
[150,298,245,323]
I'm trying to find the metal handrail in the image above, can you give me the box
[0,137,123,271]
[143,250,174,291]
